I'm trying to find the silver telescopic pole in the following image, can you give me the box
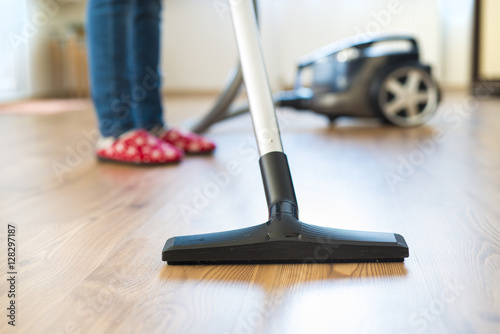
[229,0,283,156]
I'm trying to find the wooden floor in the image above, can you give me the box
[1,92,499,333]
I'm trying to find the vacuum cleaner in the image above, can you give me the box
[275,34,440,127]
[189,3,440,133]
[162,0,409,264]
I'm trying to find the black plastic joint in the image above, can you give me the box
[259,151,298,215]
[269,202,298,219]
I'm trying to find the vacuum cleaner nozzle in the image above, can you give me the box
[162,202,408,264]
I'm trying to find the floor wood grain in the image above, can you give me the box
[1,91,499,333]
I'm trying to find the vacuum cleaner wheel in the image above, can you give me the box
[376,65,439,127]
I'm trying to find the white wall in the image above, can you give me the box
[161,0,449,91]
[0,0,87,100]
[161,0,238,91]
[2,0,475,102]
[0,0,30,102]
[437,0,475,87]
[261,0,442,88]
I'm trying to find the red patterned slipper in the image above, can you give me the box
[96,129,183,165]
[158,128,216,154]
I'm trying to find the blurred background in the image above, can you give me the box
[0,0,497,107]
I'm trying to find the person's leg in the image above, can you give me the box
[128,0,164,131]
[128,0,216,154]
[86,0,135,137]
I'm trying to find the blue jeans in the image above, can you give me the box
[86,0,164,137]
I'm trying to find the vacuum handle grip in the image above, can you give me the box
[297,34,419,68]
[353,35,418,51]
